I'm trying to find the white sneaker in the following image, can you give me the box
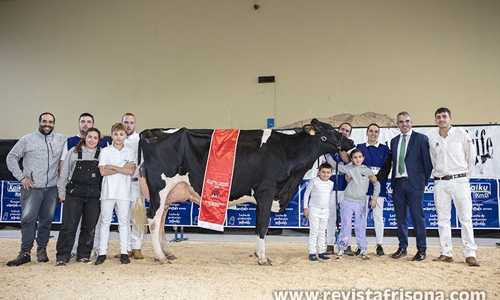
[360,249,370,260]
[336,250,344,259]
[77,258,93,264]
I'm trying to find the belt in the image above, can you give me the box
[396,177,408,180]
[131,178,138,182]
[434,173,467,181]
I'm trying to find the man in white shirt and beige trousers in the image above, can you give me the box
[122,113,144,260]
[429,107,479,267]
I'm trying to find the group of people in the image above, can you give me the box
[303,108,480,267]
[6,112,144,266]
[5,107,481,268]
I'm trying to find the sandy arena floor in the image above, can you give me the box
[0,232,499,300]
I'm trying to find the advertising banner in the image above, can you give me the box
[1,125,499,229]
[226,203,256,227]
[1,181,22,222]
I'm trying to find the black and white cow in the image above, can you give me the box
[138,118,354,265]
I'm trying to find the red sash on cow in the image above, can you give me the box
[198,129,240,231]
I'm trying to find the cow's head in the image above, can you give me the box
[303,118,354,152]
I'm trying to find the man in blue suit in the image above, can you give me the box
[379,111,432,261]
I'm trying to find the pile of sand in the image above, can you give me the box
[278,112,396,129]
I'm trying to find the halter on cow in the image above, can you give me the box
[136,118,354,265]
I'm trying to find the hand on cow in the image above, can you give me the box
[303,208,309,218]
[370,175,378,184]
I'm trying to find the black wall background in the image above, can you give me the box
[1,140,19,180]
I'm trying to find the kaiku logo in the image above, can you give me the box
[470,183,491,194]
[470,182,491,199]
[7,183,22,193]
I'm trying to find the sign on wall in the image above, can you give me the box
[2,125,499,229]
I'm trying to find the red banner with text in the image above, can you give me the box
[198,129,240,231]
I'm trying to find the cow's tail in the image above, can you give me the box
[132,187,148,237]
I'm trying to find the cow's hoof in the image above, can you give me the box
[167,255,177,261]
[154,257,172,264]
[257,258,272,266]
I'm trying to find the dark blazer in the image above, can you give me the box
[378,131,433,190]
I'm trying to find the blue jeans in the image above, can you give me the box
[20,187,58,252]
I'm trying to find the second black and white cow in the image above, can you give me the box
[138,118,354,265]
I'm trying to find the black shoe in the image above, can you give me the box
[412,250,426,261]
[7,252,31,266]
[325,245,335,255]
[114,251,133,258]
[120,254,130,264]
[55,261,67,267]
[95,255,106,265]
[376,245,385,256]
[308,254,318,262]
[318,253,331,261]
[391,247,407,259]
[354,248,361,256]
[345,246,354,256]
[37,248,49,262]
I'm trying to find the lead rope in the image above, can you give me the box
[319,133,344,245]
[335,135,343,243]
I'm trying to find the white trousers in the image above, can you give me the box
[93,214,101,255]
[308,206,329,254]
[98,199,130,255]
[326,191,344,245]
[128,182,144,250]
[370,196,386,245]
[434,177,477,258]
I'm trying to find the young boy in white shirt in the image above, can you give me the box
[95,123,136,265]
[303,163,334,262]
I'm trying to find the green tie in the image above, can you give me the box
[398,134,407,175]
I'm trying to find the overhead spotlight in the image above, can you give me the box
[254,4,260,10]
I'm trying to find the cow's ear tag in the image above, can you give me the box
[303,124,316,135]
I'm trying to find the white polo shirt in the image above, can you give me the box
[99,144,136,201]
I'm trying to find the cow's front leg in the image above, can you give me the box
[255,197,274,266]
